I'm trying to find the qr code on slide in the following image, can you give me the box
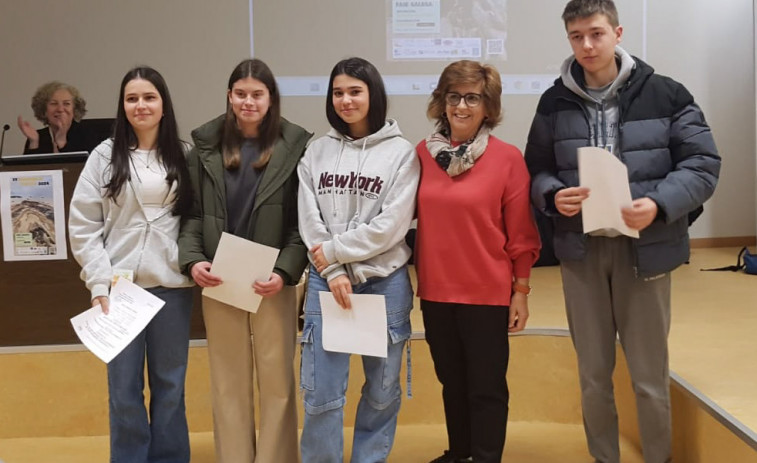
[487,39,505,55]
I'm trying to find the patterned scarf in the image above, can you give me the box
[425,126,490,177]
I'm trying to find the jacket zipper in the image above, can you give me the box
[615,82,640,275]
[133,222,150,282]
[616,81,630,162]
[557,87,643,273]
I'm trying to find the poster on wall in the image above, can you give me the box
[0,170,68,261]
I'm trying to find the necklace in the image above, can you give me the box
[129,150,164,183]
[132,150,163,173]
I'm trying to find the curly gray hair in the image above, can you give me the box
[30,81,87,125]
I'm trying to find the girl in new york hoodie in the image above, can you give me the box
[297,57,420,463]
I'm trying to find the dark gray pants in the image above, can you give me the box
[561,236,672,463]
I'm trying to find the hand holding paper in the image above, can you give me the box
[252,272,284,297]
[555,186,590,217]
[71,278,165,363]
[621,197,658,231]
[191,261,222,288]
[327,274,353,310]
[93,295,110,314]
[202,232,280,313]
[320,292,387,358]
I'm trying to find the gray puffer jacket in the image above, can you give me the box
[525,55,720,276]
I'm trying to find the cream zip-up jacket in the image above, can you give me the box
[69,139,193,300]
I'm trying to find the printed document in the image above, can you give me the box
[71,278,165,363]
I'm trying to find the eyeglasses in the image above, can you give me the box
[445,92,483,107]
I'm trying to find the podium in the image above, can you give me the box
[0,153,205,347]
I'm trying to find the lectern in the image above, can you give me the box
[0,153,205,347]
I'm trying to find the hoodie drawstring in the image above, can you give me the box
[351,137,370,225]
[331,137,370,221]
[331,138,345,217]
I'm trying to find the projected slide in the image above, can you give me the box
[251,0,645,96]
[388,0,508,62]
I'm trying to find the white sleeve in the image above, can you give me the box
[68,149,112,299]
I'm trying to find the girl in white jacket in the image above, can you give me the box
[297,57,420,463]
[68,66,194,463]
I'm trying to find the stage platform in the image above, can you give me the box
[0,247,755,462]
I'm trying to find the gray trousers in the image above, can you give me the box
[560,236,672,463]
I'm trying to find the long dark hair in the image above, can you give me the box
[105,66,192,216]
[222,58,281,169]
[326,57,387,138]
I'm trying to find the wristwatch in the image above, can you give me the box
[512,282,532,296]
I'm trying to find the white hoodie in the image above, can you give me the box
[297,119,420,284]
[69,139,193,299]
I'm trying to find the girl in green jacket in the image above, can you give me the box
[178,58,312,463]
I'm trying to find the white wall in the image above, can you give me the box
[0,0,753,239]
[645,0,755,238]
[0,0,250,154]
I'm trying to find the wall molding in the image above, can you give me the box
[690,236,756,248]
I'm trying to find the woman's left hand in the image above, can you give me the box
[253,272,284,297]
[310,243,328,273]
[508,292,529,333]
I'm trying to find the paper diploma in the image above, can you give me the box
[578,147,639,238]
[70,278,165,363]
[320,291,388,358]
[202,232,280,313]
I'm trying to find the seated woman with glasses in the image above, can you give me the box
[414,60,541,463]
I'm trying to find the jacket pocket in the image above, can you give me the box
[638,216,687,245]
[104,227,143,272]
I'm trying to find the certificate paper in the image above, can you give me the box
[578,147,639,239]
[0,170,68,261]
[70,278,165,363]
[320,292,388,358]
[202,232,280,313]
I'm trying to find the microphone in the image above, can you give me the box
[0,124,10,158]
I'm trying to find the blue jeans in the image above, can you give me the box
[107,286,193,463]
[300,266,413,463]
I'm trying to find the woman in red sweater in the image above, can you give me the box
[415,60,541,463]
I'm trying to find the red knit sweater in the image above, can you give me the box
[415,136,541,306]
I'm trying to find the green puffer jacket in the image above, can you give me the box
[178,115,313,285]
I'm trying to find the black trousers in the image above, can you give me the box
[421,300,510,463]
